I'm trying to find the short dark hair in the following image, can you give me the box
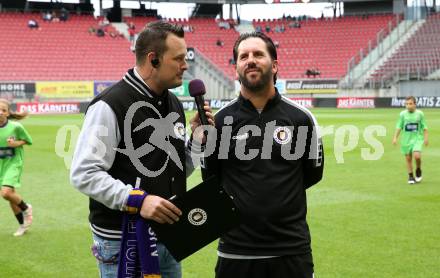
[135,21,184,66]
[233,32,278,84]
[405,96,416,103]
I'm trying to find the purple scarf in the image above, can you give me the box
[118,189,161,278]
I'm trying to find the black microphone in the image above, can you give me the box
[188,79,209,126]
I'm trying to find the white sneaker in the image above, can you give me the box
[23,204,33,228]
[13,225,28,237]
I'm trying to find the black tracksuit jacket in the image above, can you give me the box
[202,90,324,256]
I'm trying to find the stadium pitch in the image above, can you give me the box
[0,108,438,277]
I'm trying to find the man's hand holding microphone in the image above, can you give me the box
[188,79,215,144]
[140,79,214,224]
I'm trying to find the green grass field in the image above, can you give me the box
[0,108,439,278]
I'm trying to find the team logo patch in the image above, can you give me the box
[174,122,185,140]
[273,127,292,145]
[188,208,207,226]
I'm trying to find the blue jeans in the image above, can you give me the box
[92,233,182,278]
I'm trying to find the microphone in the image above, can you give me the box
[188,79,209,126]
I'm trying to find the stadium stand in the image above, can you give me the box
[125,15,395,80]
[124,16,238,79]
[0,11,395,82]
[369,12,440,85]
[252,14,396,79]
[0,12,132,81]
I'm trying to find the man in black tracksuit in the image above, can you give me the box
[203,32,324,278]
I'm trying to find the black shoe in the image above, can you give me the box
[415,168,422,183]
[408,175,416,185]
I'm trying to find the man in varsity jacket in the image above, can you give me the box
[70,22,213,278]
[202,32,324,278]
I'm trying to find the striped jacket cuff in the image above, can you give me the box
[125,189,148,214]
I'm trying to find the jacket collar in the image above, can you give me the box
[123,68,169,101]
[238,87,281,112]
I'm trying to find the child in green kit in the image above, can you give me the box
[0,99,33,236]
[392,96,429,184]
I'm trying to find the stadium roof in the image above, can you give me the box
[119,0,328,3]
[27,0,390,5]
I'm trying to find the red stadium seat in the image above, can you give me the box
[369,12,440,83]
[0,12,397,81]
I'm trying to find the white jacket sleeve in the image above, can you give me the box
[70,101,132,210]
